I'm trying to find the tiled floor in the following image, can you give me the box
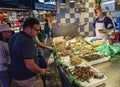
[94,58,120,87]
[43,39,62,87]
[46,56,62,87]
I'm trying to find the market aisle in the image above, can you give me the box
[94,58,120,87]
[46,54,62,87]
[44,39,62,87]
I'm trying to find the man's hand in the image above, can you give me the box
[24,59,47,74]
[40,68,47,75]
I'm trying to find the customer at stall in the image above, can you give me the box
[9,17,46,87]
[0,24,12,87]
[93,7,116,40]
[44,19,52,44]
[34,36,53,55]
[33,36,53,87]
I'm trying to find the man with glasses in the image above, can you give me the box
[9,17,46,87]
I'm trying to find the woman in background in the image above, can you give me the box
[33,36,52,87]
[44,19,52,44]
[93,7,116,40]
[0,24,12,87]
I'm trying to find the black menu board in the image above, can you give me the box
[0,0,31,9]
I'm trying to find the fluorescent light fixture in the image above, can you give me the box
[69,0,75,2]
[39,0,44,3]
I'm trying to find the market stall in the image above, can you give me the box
[52,35,109,87]
[51,23,114,87]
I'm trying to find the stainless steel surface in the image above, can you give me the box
[52,23,79,37]
[79,22,87,26]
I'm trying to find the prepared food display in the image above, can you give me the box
[83,54,103,62]
[55,41,66,48]
[71,43,83,51]
[53,36,66,47]
[79,48,95,56]
[65,35,77,41]
[72,66,95,82]
[84,37,105,47]
[53,36,108,87]
[68,61,107,87]
[70,56,83,65]
[58,50,73,57]
[69,42,95,55]
[92,40,105,47]
[53,36,110,65]
[56,46,66,52]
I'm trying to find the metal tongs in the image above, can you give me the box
[79,22,87,26]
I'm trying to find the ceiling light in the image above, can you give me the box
[69,0,75,3]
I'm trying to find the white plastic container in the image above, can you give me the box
[60,57,107,87]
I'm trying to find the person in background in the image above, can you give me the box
[109,31,120,45]
[33,36,53,87]
[44,19,52,44]
[0,24,12,87]
[34,36,53,54]
[93,7,116,40]
[9,17,46,87]
[14,18,21,30]
[37,24,45,43]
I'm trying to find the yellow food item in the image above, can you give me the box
[85,45,93,50]
[92,40,105,47]
[70,56,82,65]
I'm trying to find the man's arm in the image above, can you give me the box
[24,59,46,75]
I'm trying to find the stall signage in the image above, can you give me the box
[35,2,56,11]
[0,0,30,9]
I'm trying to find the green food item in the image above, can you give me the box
[56,59,62,65]
[97,42,120,57]
[83,54,101,62]
[68,75,77,83]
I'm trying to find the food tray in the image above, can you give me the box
[53,36,65,45]
[61,54,110,66]
[66,38,76,45]
[89,56,110,65]
[60,56,71,66]
[60,56,107,87]
[71,61,107,87]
